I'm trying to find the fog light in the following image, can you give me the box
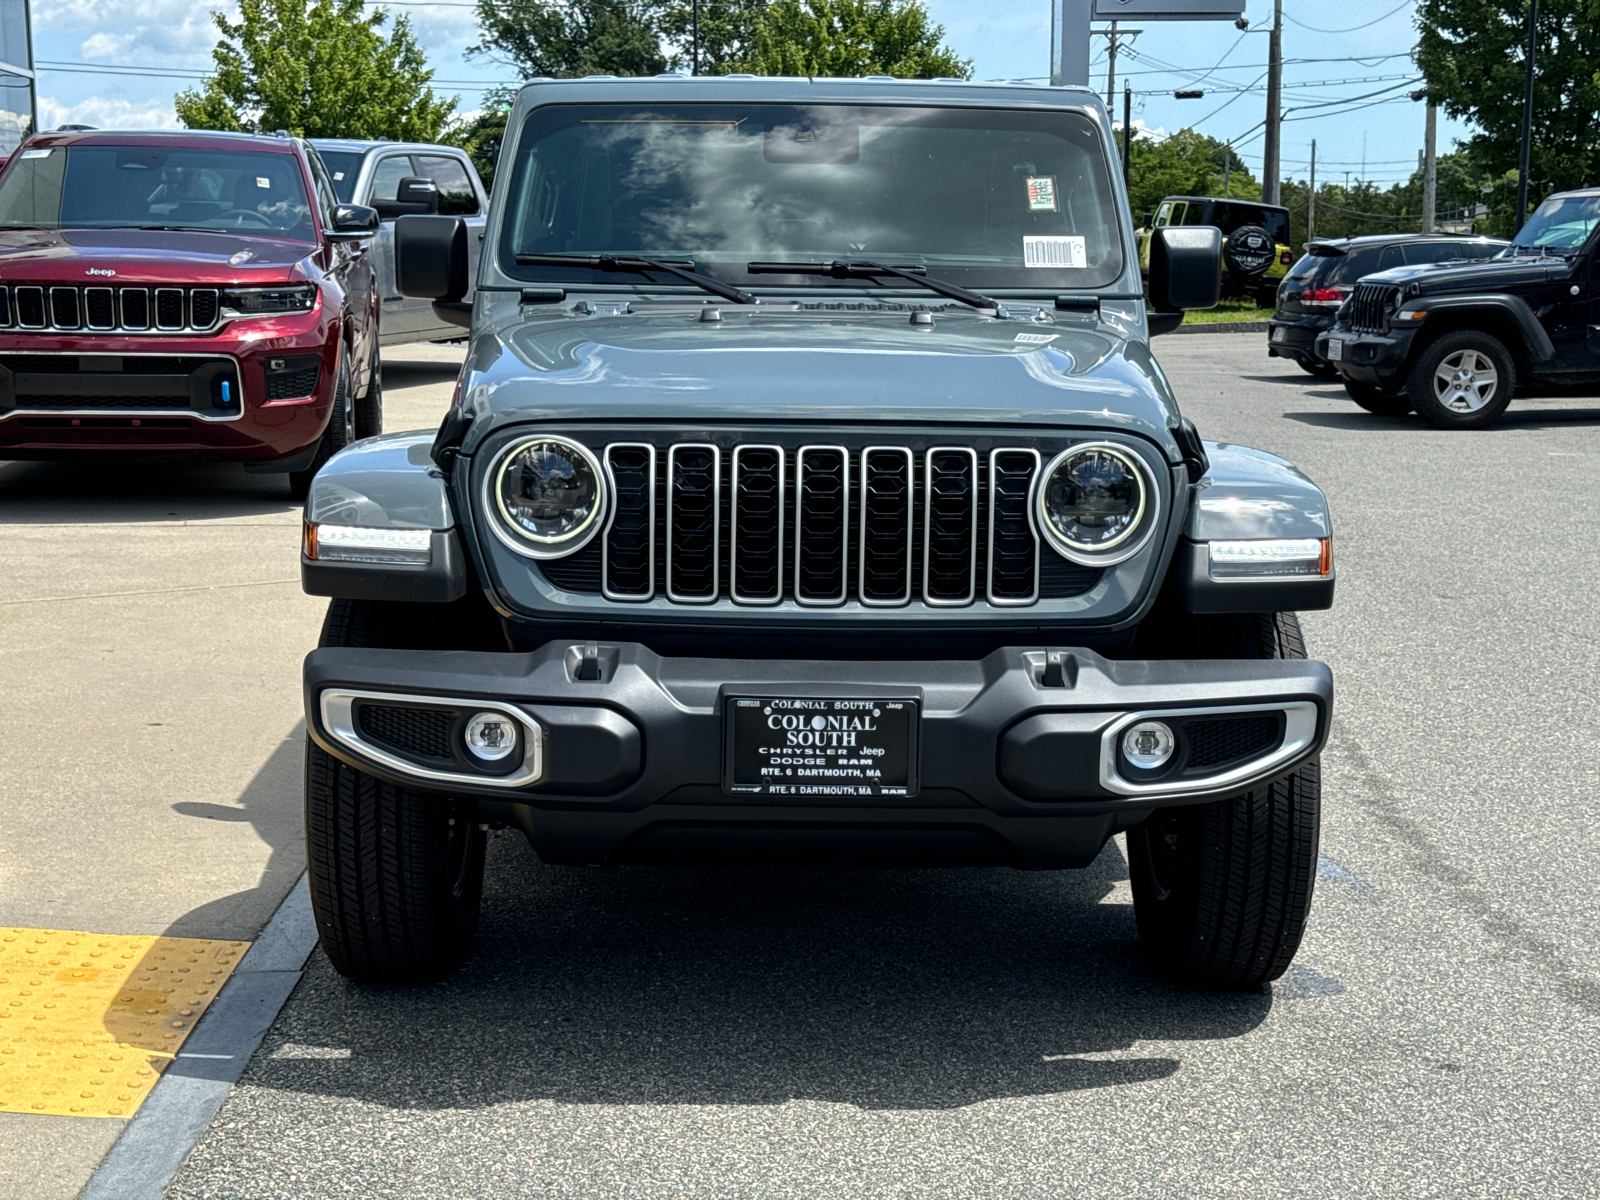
[1122,721,1175,770]
[464,712,518,762]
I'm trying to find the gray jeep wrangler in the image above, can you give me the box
[298,77,1336,990]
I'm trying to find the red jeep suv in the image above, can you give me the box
[0,129,380,497]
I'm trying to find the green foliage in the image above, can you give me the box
[174,0,456,140]
[1416,0,1600,235]
[445,98,511,190]
[468,0,665,79]
[654,0,772,74]
[735,0,971,79]
[1125,128,1259,222]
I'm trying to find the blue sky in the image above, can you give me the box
[30,0,1469,191]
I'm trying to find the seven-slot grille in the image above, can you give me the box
[572,441,1106,609]
[1345,283,1394,333]
[0,285,223,334]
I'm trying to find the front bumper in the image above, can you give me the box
[304,640,1333,868]
[0,311,340,463]
[1315,326,1415,389]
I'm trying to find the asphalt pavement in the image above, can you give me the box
[9,333,1600,1198]
[0,342,464,1200]
[157,333,1600,1199]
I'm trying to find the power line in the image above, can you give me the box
[1284,1,1411,34]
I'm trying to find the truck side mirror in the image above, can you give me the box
[395,176,439,213]
[396,215,470,326]
[1140,212,1153,229]
[1148,225,1222,312]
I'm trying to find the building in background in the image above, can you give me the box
[0,0,32,155]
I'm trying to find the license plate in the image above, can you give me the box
[1270,326,1286,343]
[1326,337,1343,361]
[725,697,920,798]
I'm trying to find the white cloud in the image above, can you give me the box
[34,0,231,64]
[38,94,180,131]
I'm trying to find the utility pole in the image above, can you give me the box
[692,0,700,76]
[1223,142,1231,195]
[1308,139,1316,242]
[1095,24,1141,109]
[1261,0,1283,205]
[1515,0,1538,228]
[1422,102,1437,233]
[1122,85,1132,188]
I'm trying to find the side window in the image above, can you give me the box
[305,150,339,225]
[1378,245,1405,270]
[369,155,416,205]
[1403,242,1467,265]
[414,155,479,216]
[1154,201,1174,227]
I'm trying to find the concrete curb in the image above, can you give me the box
[1175,320,1272,335]
[79,875,317,1200]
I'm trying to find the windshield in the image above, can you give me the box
[1512,194,1600,251]
[317,150,364,203]
[0,144,317,241]
[1189,201,1290,246]
[500,102,1125,291]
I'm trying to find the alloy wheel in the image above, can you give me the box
[1432,349,1498,412]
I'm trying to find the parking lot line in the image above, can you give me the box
[0,930,247,1118]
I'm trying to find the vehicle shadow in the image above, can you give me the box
[1285,403,1600,431]
[237,835,1273,1112]
[0,458,300,524]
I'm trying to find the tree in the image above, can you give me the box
[736,0,971,79]
[446,99,511,190]
[175,0,456,140]
[654,0,772,74]
[468,0,665,79]
[1416,0,1600,235]
[1125,128,1259,224]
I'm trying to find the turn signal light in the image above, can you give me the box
[303,522,432,565]
[1208,537,1331,580]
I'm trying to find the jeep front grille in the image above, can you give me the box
[0,285,223,335]
[1346,283,1392,334]
[541,440,1106,609]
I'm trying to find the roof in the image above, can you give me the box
[1160,196,1290,213]
[309,139,464,155]
[1306,232,1509,249]
[23,129,302,153]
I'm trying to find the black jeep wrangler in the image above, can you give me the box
[1319,188,1600,428]
[297,77,1336,992]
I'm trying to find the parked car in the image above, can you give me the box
[298,76,1336,992]
[0,129,380,497]
[1318,188,1600,427]
[1269,233,1509,375]
[311,139,487,344]
[1138,196,1293,306]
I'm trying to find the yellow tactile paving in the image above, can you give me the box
[0,929,247,1118]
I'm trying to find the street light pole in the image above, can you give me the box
[1423,102,1437,233]
[1308,139,1316,242]
[1261,0,1283,205]
[1515,0,1538,229]
[1123,84,1132,188]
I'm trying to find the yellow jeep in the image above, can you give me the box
[1137,196,1292,307]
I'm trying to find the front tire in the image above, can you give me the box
[1344,377,1413,415]
[1127,613,1321,990]
[355,346,383,441]
[1407,329,1515,429]
[304,598,488,984]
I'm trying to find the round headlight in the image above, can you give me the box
[1038,442,1155,564]
[488,435,606,558]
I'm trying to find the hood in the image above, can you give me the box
[1357,253,1570,294]
[0,228,313,285]
[459,298,1183,460]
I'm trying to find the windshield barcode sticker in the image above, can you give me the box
[1023,236,1087,269]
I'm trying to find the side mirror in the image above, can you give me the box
[327,203,379,242]
[1140,212,1153,229]
[1148,225,1222,312]
[395,176,439,213]
[396,215,470,326]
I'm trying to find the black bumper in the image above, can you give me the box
[1266,314,1333,365]
[1315,326,1416,388]
[304,641,1333,869]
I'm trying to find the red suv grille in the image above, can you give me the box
[0,286,222,334]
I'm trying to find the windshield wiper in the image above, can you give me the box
[746,259,1000,312]
[514,253,755,304]
[133,224,235,234]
